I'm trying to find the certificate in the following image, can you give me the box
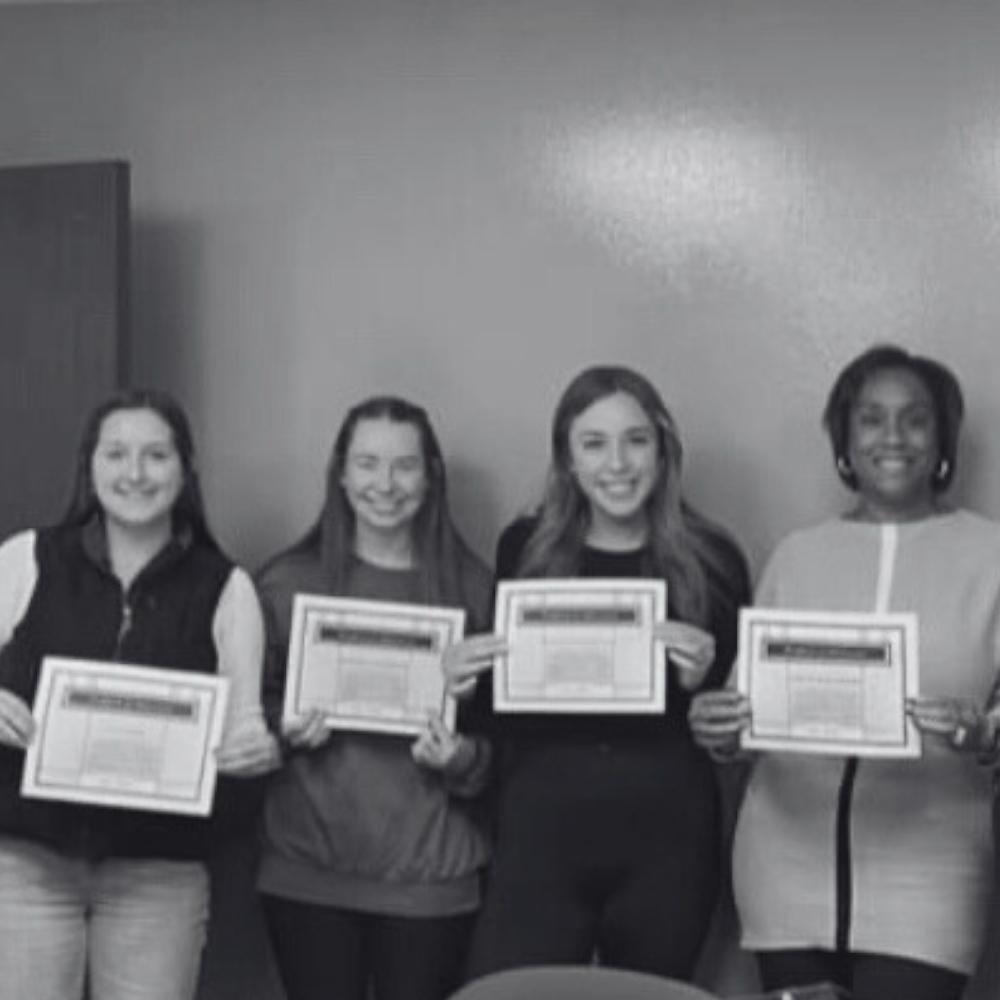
[737,608,921,757]
[494,579,667,713]
[23,657,229,815]
[283,595,464,735]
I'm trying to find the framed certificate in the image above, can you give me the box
[23,657,229,816]
[283,595,465,735]
[494,579,667,714]
[737,608,921,757]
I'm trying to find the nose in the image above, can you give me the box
[608,439,629,471]
[125,453,145,481]
[883,415,904,444]
[374,463,394,492]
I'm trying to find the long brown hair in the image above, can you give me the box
[280,396,488,619]
[518,366,736,627]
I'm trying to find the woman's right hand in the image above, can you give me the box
[0,690,35,749]
[281,708,333,751]
[443,634,509,698]
[688,690,751,760]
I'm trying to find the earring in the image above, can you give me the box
[934,458,951,483]
[836,455,854,478]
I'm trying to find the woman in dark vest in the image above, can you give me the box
[0,388,276,1000]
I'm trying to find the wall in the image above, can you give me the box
[2,1,1000,996]
[2,0,1000,574]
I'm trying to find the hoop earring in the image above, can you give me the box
[836,455,854,478]
[934,458,951,483]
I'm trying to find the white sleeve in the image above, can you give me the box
[211,566,268,741]
[0,531,38,649]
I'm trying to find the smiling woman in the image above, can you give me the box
[455,365,751,984]
[690,345,1000,1000]
[0,387,276,1000]
[91,409,184,539]
[254,395,494,1000]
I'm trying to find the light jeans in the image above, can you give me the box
[0,836,209,1000]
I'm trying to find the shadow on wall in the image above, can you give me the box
[199,837,284,1000]
[130,215,207,398]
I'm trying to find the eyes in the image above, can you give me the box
[350,454,425,475]
[95,444,179,465]
[575,429,657,454]
[852,405,935,435]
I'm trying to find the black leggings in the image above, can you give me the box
[466,743,720,981]
[756,948,967,1000]
[261,895,474,1000]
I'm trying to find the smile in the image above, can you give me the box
[599,480,640,497]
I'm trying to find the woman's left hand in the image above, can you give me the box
[653,621,716,691]
[217,726,282,777]
[411,714,476,777]
[907,696,990,753]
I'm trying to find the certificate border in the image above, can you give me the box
[283,594,464,736]
[22,656,229,816]
[737,608,921,758]
[493,579,667,714]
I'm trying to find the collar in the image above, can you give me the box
[79,515,194,586]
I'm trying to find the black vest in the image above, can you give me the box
[0,521,240,860]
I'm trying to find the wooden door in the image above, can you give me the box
[0,160,128,537]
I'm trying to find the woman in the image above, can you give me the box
[454,365,750,980]
[0,388,277,1000]
[256,396,493,1000]
[690,345,1000,1000]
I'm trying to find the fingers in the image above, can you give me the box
[655,621,716,690]
[688,691,750,752]
[0,691,35,749]
[281,709,332,750]
[411,714,471,774]
[443,634,509,698]
[216,731,282,776]
[907,696,983,750]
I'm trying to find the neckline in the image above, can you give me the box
[837,508,960,529]
[351,553,420,575]
[583,542,649,557]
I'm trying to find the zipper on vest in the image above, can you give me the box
[112,593,133,660]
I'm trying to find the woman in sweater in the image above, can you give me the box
[690,344,1000,1000]
[453,365,750,980]
[256,396,493,1000]
[0,388,276,1000]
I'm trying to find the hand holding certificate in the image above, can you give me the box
[283,594,465,736]
[23,657,229,815]
[737,608,921,757]
[493,579,667,714]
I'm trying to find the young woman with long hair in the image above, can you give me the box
[0,388,276,1000]
[256,396,493,1000]
[453,365,750,980]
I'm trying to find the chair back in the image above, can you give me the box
[448,967,718,1000]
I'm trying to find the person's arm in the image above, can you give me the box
[212,567,281,776]
[0,532,39,749]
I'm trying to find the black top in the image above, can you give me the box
[472,517,750,749]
